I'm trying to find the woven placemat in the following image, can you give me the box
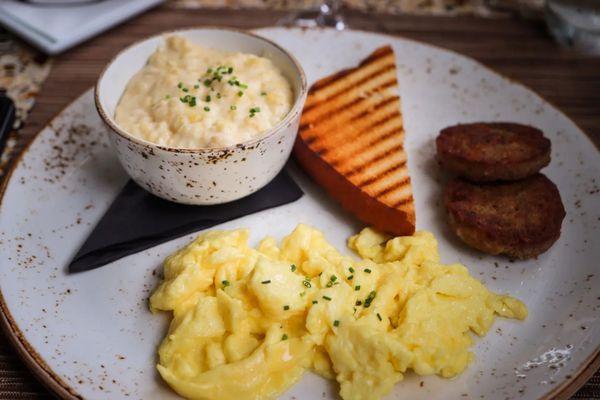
[573,374,600,399]
[0,340,50,399]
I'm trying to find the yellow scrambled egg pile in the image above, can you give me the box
[150,225,527,400]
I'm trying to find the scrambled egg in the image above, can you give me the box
[150,225,527,400]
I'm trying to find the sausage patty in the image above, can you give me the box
[436,122,551,182]
[444,174,565,259]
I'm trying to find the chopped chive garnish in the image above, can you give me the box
[312,300,318,304]
[347,275,353,280]
[377,313,382,321]
[222,280,230,287]
[291,264,297,272]
[230,105,237,111]
[182,88,189,92]
[238,91,244,97]
[322,295,332,301]
[203,106,210,112]
[326,274,339,288]
[354,285,361,291]
[261,91,267,96]
[364,291,377,308]
[202,66,235,91]
[194,84,199,89]
[364,268,372,273]
[188,97,197,107]
[216,92,221,99]
[302,278,312,288]
[281,334,288,340]
[205,95,211,102]
[355,300,362,306]
[349,267,355,273]
[300,291,306,297]
[177,82,183,89]
[333,320,340,327]
[226,77,246,89]
[283,305,290,310]
[261,280,271,284]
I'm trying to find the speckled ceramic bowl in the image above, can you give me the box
[95,28,307,205]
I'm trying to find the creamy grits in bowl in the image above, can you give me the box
[115,36,294,149]
[95,28,307,205]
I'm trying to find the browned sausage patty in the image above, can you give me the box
[444,174,565,259]
[436,122,551,182]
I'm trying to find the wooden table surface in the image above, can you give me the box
[1,4,599,399]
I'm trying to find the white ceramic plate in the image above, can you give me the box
[0,28,598,400]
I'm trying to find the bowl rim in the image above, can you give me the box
[94,26,308,153]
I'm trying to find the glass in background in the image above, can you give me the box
[545,0,600,55]
[486,0,600,55]
[278,0,346,30]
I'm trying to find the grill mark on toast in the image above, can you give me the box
[309,47,394,93]
[344,142,406,178]
[344,96,398,125]
[300,97,366,132]
[356,161,408,187]
[390,197,413,208]
[370,176,411,198]
[312,111,400,158]
[303,66,396,113]
[299,96,397,132]
[305,68,396,113]
[300,79,399,144]
[302,78,397,126]
[308,61,390,94]
[301,96,398,144]
[316,110,402,157]
[302,134,318,146]
[376,80,397,92]
[358,46,394,66]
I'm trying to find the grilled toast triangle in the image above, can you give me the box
[293,45,415,235]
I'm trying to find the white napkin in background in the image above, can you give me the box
[0,0,164,54]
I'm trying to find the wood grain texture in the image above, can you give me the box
[0,4,598,399]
